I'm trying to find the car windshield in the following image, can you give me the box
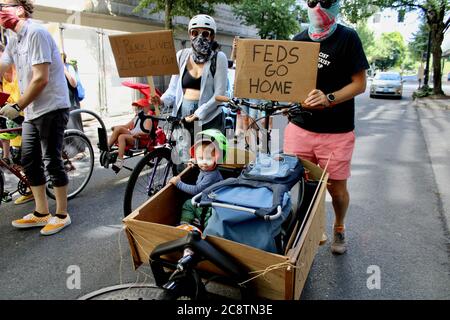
[375,73,401,81]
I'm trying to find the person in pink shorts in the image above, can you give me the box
[285,0,369,254]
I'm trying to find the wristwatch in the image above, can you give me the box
[326,93,336,106]
[10,103,21,112]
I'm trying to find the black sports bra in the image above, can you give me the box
[182,68,202,90]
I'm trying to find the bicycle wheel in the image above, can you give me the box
[123,147,176,217]
[46,130,94,200]
[0,170,4,207]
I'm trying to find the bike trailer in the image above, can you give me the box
[123,150,328,300]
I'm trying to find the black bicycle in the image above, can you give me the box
[123,98,308,217]
[0,115,94,204]
[216,96,310,154]
[123,114,187,217]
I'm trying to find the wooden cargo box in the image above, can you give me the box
[123,154,328,300]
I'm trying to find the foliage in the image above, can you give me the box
[339,0,449,95]
[232,0,304,40]
[371,32,407,71]
[135,0,239,30]
[412,86,433,99]
[355,20,375,57]
[408,22,430,62]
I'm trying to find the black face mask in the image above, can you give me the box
[191,36,216,64]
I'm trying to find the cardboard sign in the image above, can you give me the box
[234,39,320,102]
[109,30,178,78]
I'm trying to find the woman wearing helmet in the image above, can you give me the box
[153,14,228,144]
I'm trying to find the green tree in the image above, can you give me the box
[409,21,430,62]
[371,32,407,71]
[339,0,450,95]
[355,20,375,57]
[232,0,304,40]
[135,0,238,30]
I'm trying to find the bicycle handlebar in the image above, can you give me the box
[215,96,307,117]
[138,113,184,134]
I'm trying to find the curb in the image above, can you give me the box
[414,98,450,236]
[413,97,450,110]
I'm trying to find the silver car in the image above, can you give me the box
[370,72,403,99]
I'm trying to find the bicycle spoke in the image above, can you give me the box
[127,152,174,214]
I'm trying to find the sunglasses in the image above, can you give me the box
[307,0,337,9]
[0,4,19,10]
[190,29,212,38]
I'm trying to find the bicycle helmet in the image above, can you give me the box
[188,14,217,34]
[0,118,19,140]
[190,129,227,163]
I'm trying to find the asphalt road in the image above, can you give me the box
[0,82,449,300]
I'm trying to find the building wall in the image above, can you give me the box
[366,9,420,43]
[32,0,258,116]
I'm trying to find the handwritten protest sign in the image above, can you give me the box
[234,39,320,102]
[109,30,178,78]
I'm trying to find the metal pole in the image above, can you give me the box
[423,30,432,87]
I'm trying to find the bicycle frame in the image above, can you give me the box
[0,125,29,199]
[217,97,306,154]
[143,116,184,196]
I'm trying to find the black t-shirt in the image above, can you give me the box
[291,24,369,133]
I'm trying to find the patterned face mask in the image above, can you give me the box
[307,0,340,41]
[191,35,214,64]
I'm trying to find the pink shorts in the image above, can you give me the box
[284,123,355,180]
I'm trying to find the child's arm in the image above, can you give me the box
[175,171,222,196]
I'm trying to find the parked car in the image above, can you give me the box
[370,72,404,99]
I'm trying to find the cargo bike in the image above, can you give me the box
[122,97,329,300]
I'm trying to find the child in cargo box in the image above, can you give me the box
[169,130,226,231]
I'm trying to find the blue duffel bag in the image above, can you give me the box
[193,153,304,253]
[241,153,304,188]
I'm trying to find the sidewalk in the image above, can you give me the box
[414,94,450,233]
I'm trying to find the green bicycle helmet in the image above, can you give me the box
[0,119,19,140]
[190,129,228,163]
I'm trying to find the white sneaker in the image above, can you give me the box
[12,213,51,229]
[40,214,71,236]
[331,227,347,255]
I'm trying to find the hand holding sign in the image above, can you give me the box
[304,89,331,109]
[234,39,320,103]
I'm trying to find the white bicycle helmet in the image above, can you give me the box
[188,14,217,34]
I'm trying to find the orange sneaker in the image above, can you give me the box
[40,214,71,236]
[12,212,51,229]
